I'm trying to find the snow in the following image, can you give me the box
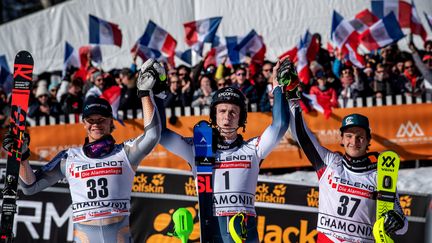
[260,167,432,195]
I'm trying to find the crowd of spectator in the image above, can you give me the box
[0,33,431,128]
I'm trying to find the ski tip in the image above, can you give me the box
[15,50,33,62]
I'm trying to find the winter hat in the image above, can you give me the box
[36,80,49,97]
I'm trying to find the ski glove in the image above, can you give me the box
[2,129,30,161]
[137,59,167,98]
[276,58,300,100]
[383,210,405,234]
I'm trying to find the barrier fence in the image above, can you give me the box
[0,162,430,243]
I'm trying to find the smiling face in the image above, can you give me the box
[215,103,240,139]
[340,126,370,158]
[83,114,113,142]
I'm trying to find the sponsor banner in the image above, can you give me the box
[8,103,430,170]
[0,164,429,242]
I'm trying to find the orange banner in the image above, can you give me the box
[18,104,432,170]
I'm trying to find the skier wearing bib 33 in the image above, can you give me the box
[2,59,163,243]
[151,58,290,242]
[284,65,408,242]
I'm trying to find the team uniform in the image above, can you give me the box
[18,103,161,243]
[287,100,408,243]
[158,86,289,242]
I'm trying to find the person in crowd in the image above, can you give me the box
[309,72,338,118]
[59,78,84,116]
[85,71,105,99]
[164,74,189,108]
[0,88,10,128]
[119,67,141,111]
[28,81,62,118]
[3,60,162,243]
[286,77,408,242]
[232,66,258,105]
[409,36,432,93]
[155,58,289,241]
[370,63,393,98]
[398,59,425,97]
[216,77,231,90]
[191,75,215,108]
[338,66,363,105]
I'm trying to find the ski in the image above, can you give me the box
[0,51,34,242]
[193,120,215,243]
[373,150,401,243]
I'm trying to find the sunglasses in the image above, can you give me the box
[236,73,246,76]
[404,65,413,69]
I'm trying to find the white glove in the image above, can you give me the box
[137,59,167,91]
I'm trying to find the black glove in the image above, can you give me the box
[2,129,30,161]
[383,210,405,234]
[276,58,300,100]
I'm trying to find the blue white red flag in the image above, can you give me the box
[100,85,123,125]
[359,12,404,51]
[138,20,177,58]
[175,49,193,66]
[89,15,122,47]
[184,17,222,55]
[234,29,266,64]
[63,42,80,76]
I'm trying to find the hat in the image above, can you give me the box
[422,55,432,62]
[340,113,370,133]
[82,97,113,119]
[35,83,49,98]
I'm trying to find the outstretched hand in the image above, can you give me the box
[275,57,301,100]
[137,59,167,91]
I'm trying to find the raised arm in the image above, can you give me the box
[124,60,162,169]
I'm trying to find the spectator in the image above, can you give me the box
[85,71,105,99]
[309,73,338,118]
[409,37,432,94]
[216,77,231,90]
[399,59,425,97]
[232,67,258,104]
[59,78,84,115]
[119,68,141,111]
[370,63,393,98]
[338,67,363,105]
[0,89,10,128]
[165,75,189,108]
[191,75,215,108]
[48,80,59,104]
[313,33,332,71]
[259,83,274,112]
[28,81,62,118]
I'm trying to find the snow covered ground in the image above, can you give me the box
[260,166,432,195]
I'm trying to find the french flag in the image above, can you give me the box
[0,55,13,94]
[100,85,123,124]
[89,15,122,47]
[425,12,432,31]
[331,11,365,67]
[63,42,80,77]
[296,31,319,85]
[349,9,379,33]
[371,0,411,28]
[184,17,222,55]
[302,92,334,119]
[139,20,177,57]
[175,49,193,66]
[234,29,266,64]
[359,12,404,51]
[131,43,163,62]
[410,2,427,41]
[226,36,243,65]
[279,46,298,63]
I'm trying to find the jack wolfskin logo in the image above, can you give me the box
[396,121,424,138]
[381,156,395,168]
[200,136,207,143]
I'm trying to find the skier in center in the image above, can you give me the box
[284,63,408,242]
[151,58,290,242]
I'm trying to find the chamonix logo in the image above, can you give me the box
[396,121,424,138]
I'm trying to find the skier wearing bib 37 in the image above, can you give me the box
[2,59,163,243]
[151,58,290,242]
[283,63,408,242]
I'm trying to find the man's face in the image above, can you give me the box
[262,64,273,79]
[341,127,370,158]
[404,61,414,75]
[215,103,240,131]
[83,114,113,142]
[235,70,247,84]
